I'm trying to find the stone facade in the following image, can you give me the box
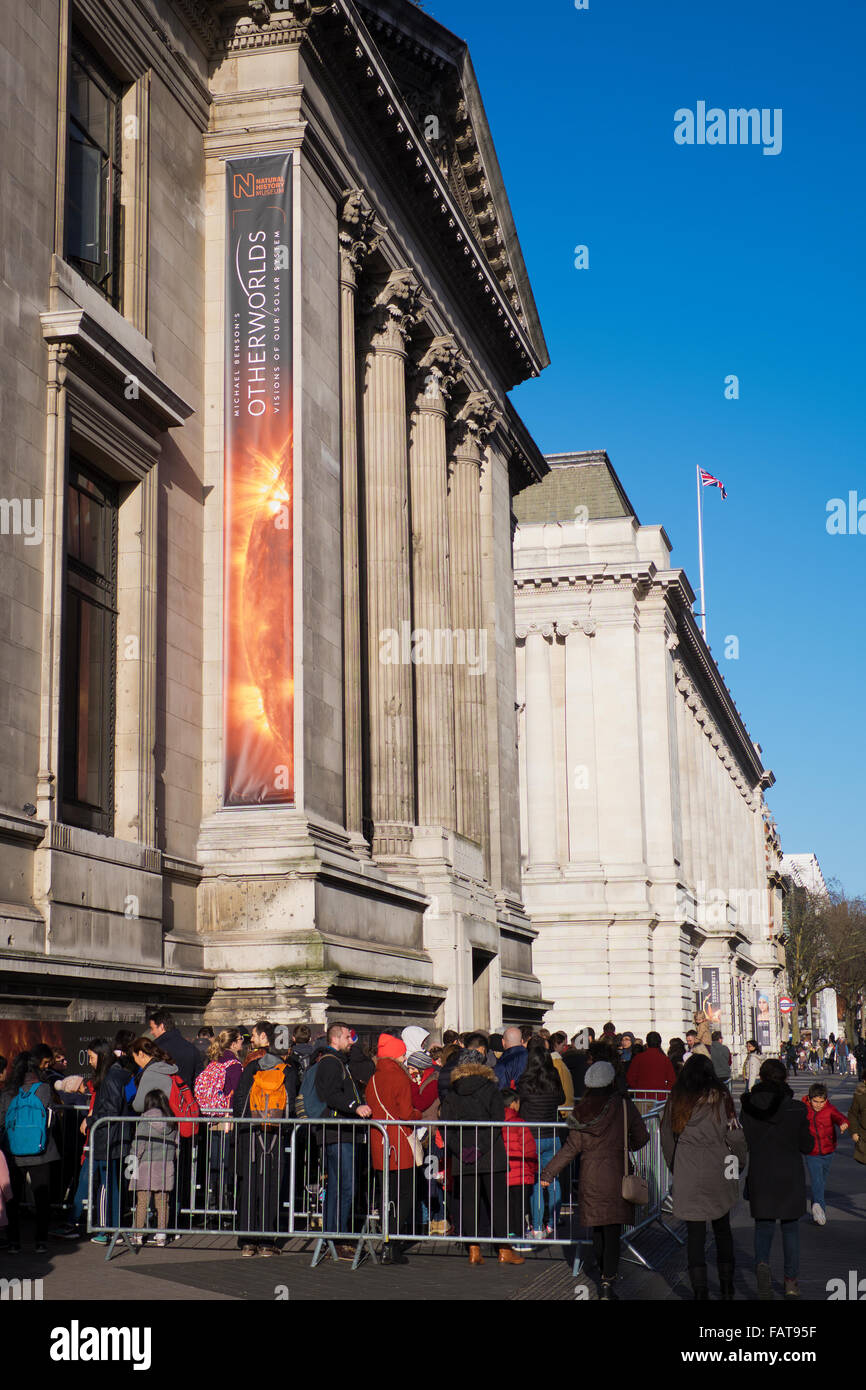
[513,452,785,1063]
[0,0,548,1032]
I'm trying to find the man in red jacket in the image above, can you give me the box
[626,1032,676,1100]
[802,1084,848,1225]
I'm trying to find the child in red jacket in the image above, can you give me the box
[503,1096,537,1244]
[802,1084,848,1225]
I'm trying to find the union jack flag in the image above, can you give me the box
[700,469,727,500]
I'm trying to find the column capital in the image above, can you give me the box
[449,390,501,464]
[410,334,467,411]
[364,268,429,354]
[339,188,383,287]
[526,621,556,641]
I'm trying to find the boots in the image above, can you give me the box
[498,1246,525,1266]
[468,1244,484,1265]
[756,1262,774,1300]
[599,1278,618,1300]
[784,1277,801,1299]
[688,1264,710,1300]
[718,1261,735,1300]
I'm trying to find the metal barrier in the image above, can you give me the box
[87,1105,678,1270]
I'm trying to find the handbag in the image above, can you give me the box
[621,1101,649,1206]
[369,1078,424,1167]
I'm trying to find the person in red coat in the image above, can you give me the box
[801,1084,848,1225]
[626,1032,677,1100]
[503,1096,537,1243]
[366,1034,421,1259]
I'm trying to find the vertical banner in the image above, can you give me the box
[696,966,722,1026]
[224,152,294,805]
[756,987,772,1050]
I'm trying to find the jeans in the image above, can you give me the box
[755,1218,800,1278]
[530,1135,561,1231]
[324,1142,355,1235]
[71,1155,91,1225]
[805,1154,833,1211]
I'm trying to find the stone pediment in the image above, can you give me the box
[354,0,548,368]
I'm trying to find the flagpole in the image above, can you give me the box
[696,464,707,642]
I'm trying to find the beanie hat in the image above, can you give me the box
[584,1061,616,1089]
[55,1075,85,1093]
[377,1033,407,1061]
[407,1050,433,1071]
[401,1025,430,1056]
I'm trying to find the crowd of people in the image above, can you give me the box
[1,1010,863,1300]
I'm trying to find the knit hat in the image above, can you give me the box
[407,1050,433,1071]
[55,1075,85,1093]
[377,1033,407,1061]
[584,1061,616,1089]
[401,1025,430,1056]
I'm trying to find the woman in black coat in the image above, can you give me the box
[84,1039,132,1231]
[439,1043,523,1266]
[740,1058,813,1300]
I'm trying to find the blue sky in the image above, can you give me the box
[424,0,866,895]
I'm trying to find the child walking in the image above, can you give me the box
[802,1083,848,1225]
[130,1090,177,1247]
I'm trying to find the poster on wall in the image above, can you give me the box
[756,987,772,1049]
[224,151,294,806]
[696,966,722,1026]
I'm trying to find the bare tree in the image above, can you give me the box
[782,884,833,1044]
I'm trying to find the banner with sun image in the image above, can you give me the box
[224,152,294,805]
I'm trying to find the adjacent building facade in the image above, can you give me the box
[0,0,550,1032]
[513,452,785,1058]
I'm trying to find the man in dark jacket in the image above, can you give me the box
[740,1058,813,1299]
[494,1027,528,1090]
[314,1022,371,1253]
[147,1010,204,1090]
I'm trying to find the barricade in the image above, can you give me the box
[87,1106,678,1269]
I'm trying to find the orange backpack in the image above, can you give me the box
[248,1065,287,1126]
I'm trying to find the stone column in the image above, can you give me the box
[522,623,558,868]
[448,391,499,848]
[361,268,427,858]
[339,190,379,841]
[408,336,464,829]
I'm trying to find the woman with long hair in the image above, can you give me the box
[516,1037,565,1238]
[0,1050,61,1253]
[660,1054,747,1300]
[78,1038,131,1242]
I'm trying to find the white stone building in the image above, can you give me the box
[513,451,786,1057]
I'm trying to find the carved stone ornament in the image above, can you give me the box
[450,389,501,461]
[365,268,429,351]
[339,188,382,280]
[411,334,466,406]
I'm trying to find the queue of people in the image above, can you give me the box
[1,1013,863,1301]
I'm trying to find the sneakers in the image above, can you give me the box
[51,1223,81,1240]
[784,1277,801,1299]
[152,1233,167,1248]
[129,1235,144,1247]
[259,1244,280,1257]
[811,1203,826,1226]
[241,1244,258,1258]
[35,1243,48,1255]
[90,1234,109,1246]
